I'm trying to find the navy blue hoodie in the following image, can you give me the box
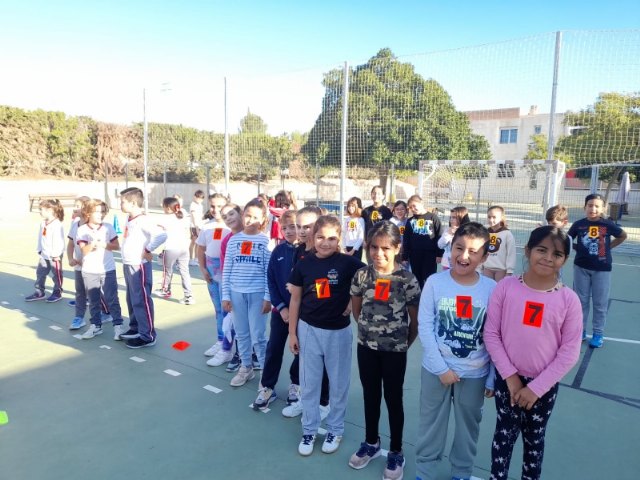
[267,241,297,312]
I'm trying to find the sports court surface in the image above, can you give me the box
[1,212,638,480]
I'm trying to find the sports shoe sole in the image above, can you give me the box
[25,296,46,302]
[125,340,157,349]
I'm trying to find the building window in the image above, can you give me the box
[497,163,515,178]
[499,128,518,144]
[534,125,542,135]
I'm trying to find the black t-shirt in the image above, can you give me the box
[293,243,311,267]
[289,252,365,330]
[362,205,392,236]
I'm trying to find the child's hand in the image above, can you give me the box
[436,257,442,264]
[222,300,232,312]
[505,374,524,407]
[289,334,299,355]
[484,388,495,398]
[345,249,354,255]
[69,258,78,267]
[262,300,271,314]
[439,370,460,385]
[202,269,212,283]
[280,307,289,323]
[52,256,60,262]
[285,282,293,293]
[142,250,153,262]
[514,386,539,410]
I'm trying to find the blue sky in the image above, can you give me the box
[1,0,639,134]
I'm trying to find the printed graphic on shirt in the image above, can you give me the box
[437,296,487,358]
[580,226,607,259]
[348,220,356,230]
[399,226,405,235]
[371,210,380,221]
[410,217,434,236]
[488,233,502,254]
[232,240,265,264]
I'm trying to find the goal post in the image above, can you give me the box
[418,159,565,247]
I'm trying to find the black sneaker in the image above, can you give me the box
[119,329,140,339]
[125,337,156,349]
[226,352,241,372]
[252,352,262,370]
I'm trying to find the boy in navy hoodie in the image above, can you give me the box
[253,210,298,409]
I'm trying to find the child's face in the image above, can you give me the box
[347,202,357,215]
[408,200,424,216]
[89,207,105,225]
[40,207,54,220]
[487,209,502,228]
[194,196,204,204]
[525,235,568,279]
[120,197,135,214]
[548,219,567,228]
[369,235,400,272]
[280,218,298,244]
[313,225,340,258]
[209,197,226,221]
[371,188,385,205]
[450,236,488,280]
[393,204,407,219]
[450,216,460,228]
[243,206,264,234]
[585,199,605,221]
[296,212,317,245]
[221,207,242,232]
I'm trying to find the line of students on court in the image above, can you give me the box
[26,187,626,480]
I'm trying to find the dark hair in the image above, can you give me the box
[244,198,268,229]
[347,197,362,217]
[274,190,290,208]
[452,222,490,254]
[370,185,384,195]
[162,197,183,219]
[39,198,65,221]
[312,215,342,237]
[450,206,470,227]
[526,225,571,258]
[584,193,605,206]
[120,187,144,207]
[194,190,205,199]
[393,200,408,216]
[545,204,568,223]
[367,220,402,248]
[297,205,323,217]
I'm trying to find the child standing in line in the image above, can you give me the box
[189,190,205,266]
[268,190,293,249]
[416,222,496,480]
[26,199,65,303]
[568,194,627,348]
[438,206,470,270]
[288,215,365,457]
[155,197,194,304]
[283,206,331,420]
[252,210,298,410]
[76,199,126,341]
[198,195,232,365]
[349,221,420,480]
[343,196,365,261]
[483,205,516,281]
[217,203,245,372]
[390,200,408,236]
[545,204,569,229]
[68,196,90,328]
[222,199,272,386]
[118,187,167,348]
[484,226,582,480]
[402,195,443,288]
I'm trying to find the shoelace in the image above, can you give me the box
[301,435,314,445]
[387,453,403,470]
[357,442,378,457]
[325,433,335,444]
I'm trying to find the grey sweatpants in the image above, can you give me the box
[160,248,192,297]
[299,319,352,437]
[415,368,486,480]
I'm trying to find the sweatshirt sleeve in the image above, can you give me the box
[438,229,453,250]
[505,231,516,274]
[353,218,365,251]
[402,220,413,262]
[263,240,271,302]
[145,220,167,252]
[221,238,233,301]
[526,291,583,397]
[484,281,519,380]
[417,278,450,375]
[267,251,284,311]
[52,221,65,257]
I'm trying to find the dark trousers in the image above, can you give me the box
[35,256,63,294]
[123,262,155,342]
[261,310,297,389]
[357,344,407,453]
[409,251,438,288]
[490,373,559,480]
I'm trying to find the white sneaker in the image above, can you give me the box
[321,432,342,454]
[204,341,223,357]
[320,404,331,421]
[189,259,199,266]
[282,399,303,418]
[207,349,233,367]
[287,383,301,403]
[113,324,126,341]
[230,366,255,387]
[81,324,103,339]
[298,434,316,456]
[179,296,195,305]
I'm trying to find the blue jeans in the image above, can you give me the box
[573,265,611,336]
[205,256,226,345]
[229,291,267,368]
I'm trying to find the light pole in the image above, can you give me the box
[142,83,171,212]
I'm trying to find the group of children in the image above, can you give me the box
[26,187,627,480]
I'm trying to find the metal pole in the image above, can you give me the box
[143,88,149,212]
[340,61,349,225]
[542,31,562,217]
[224,77,230,196]
[315,159,320,205]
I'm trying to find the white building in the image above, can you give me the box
[465,106,576,160]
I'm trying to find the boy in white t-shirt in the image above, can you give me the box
[189,190,205,265]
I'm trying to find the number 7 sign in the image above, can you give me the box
[456,296,472,319]
[523,301,544,328]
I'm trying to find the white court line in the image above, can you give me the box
[49,325,62,331]
[203,385,222,394]
[164,369,181,376]
[28,316,40,321]
[129,356,145,363]
[72,334,83,339]
[99,345,112,350]
[247,403,270,414]
[13,309,23,314]
[604,336,640,345]
[1,301,9,305]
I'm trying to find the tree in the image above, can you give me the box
[556,92,640,202]
[302,48,491,189]
[239,110,268,135]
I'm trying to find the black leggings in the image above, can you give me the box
[357,344,407,452]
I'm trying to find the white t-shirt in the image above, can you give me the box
[189,201,204,229]
[196,220,230,258]
[159,214,190,251]
[77,222,118,273]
